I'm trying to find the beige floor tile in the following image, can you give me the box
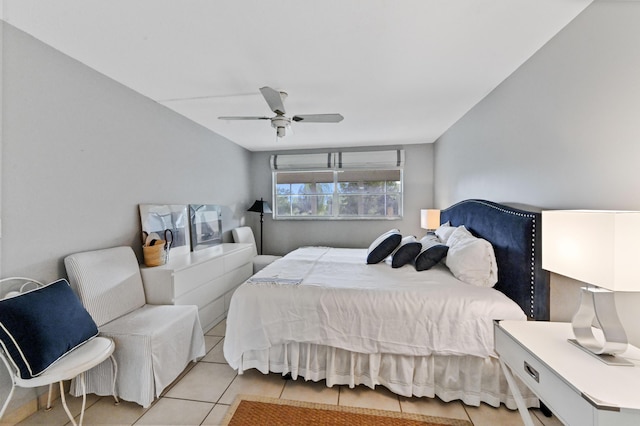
[218,370,285,405]
[466,402,544,426]
[201,404,230,426]
[204,335,223,354]
[338,385,401,412]
[165,363,237,403]
[202,338,226,363]
[18,393,100,425]
[134,398,212,425]
[158,361,198,397]
[78,397,147,425]
[281,378,340,405]
[207,320,226,337]
[400,396,469,421]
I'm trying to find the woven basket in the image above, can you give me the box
[143,241,167,267]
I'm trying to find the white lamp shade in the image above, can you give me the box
[420,209,440,230]
[542,210,640,292]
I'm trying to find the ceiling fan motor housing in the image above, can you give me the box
[271,115,291,137]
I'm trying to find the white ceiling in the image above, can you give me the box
[1,0,593,152]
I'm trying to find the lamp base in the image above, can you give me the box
[570,286,634,366]
[567,339,634,366]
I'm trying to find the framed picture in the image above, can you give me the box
[139,204,191,256]
[189,204,223,251]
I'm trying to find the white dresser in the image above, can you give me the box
[140,243,254,332]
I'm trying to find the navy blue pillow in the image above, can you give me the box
[392,242,422,268]
[414,235,449,271]
[415,245,449,271]
[366,230,402,264]
[0,279,98,379]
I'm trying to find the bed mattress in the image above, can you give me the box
[224,247,526,370]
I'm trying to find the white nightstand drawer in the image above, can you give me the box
[495,323,592,426]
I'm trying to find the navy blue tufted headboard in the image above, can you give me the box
[440,199,549,320]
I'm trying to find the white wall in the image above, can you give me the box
[433,0,640,342]
[0,21,253,413]
[249,144,434,255]
[435,0,640,211]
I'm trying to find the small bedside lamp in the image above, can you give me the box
[542,210,640,365]
[420,209,440,232]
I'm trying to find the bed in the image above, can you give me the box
[224,199,549,409]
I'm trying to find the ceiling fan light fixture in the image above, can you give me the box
[271,116,291,138]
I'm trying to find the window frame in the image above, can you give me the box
[272,168,403,221]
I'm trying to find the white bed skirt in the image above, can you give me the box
[237,342,538,410]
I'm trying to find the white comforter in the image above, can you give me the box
[224,247,525,370]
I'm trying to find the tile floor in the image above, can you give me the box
[16,320,564,426]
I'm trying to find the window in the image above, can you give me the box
[274,169,402,219]
[275,171,335,217]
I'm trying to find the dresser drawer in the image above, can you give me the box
[175,275,225,309]
[174,263,252,309]
[495,325,593,426]
[199,297,225,332]
[224,246,254,272]
[225,263,252,290]
[173,257,224,296]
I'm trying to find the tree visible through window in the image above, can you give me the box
[274,169,402,219]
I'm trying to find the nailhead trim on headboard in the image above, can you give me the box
[440,199,547,320]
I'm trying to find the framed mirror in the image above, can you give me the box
[189,204,223,251]
[139,204,190,256]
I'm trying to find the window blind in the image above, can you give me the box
[270,149,403,171]
[270,153,334,170]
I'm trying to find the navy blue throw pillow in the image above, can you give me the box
[392,242,422,268]
[415,245,449,271]
[0,279,98,379]
[366,230,402,264]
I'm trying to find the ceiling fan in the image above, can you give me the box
[218,86,344,138]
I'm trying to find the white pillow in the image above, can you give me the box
[434,222,456,244]
[445,226,498,287]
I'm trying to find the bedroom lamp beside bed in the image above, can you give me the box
[420,209,440,232]
[542,210,640,366]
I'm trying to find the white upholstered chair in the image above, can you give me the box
[232,226,282,273]
[64,246,206,408]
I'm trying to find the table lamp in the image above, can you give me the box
[420,209,440,232]
[247,198,272,255]
[542,210,640,366]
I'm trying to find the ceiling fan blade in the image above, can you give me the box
[292,113,344,123]
[259,86,286,115]
[218,116,271,120]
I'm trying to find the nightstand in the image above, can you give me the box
[495,320,640,426]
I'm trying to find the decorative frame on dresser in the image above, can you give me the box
[495,320,640,426]
[140,243,254,332]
